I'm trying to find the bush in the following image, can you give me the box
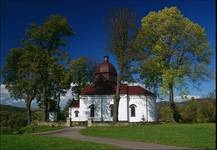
[0,127,15,134]
[181,99,198,123]
[7,114,27,129]
[197,102,216,123]
[16,125,36,134]
[158,100,216,123]
[158,106,173,122]
[0,110,27,130]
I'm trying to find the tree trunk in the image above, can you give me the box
[169,83,180,122]
[43,100,48,121]
[56,93,60,111]
[113,77,121,123]
[42,87,48,121]
[26,99,32,125]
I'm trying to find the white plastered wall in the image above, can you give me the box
[69,94,157,122]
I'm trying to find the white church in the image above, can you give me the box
[68,56,157,123]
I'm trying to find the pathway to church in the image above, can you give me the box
[34,127,191,150]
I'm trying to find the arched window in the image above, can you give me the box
[130,104,136,117]
[74,110,79,117]
[109,104,114,117]
[89,104,95,117]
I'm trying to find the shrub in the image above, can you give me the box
[16,125,36,134]
[158,99,216,123]
[0,127,15,134]
[181,99,198,123]
[197,102,216,123]
[158,106,173,122]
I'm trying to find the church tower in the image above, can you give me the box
[94,56,117,94]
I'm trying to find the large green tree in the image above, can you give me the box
[137,7,212,122]
[20,15,73,121]
[108,8,138,122]
[68,57,97,99]
[2,46,40,124]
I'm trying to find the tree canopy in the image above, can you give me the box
[2,15,74,122]
[68,57,97,99]
[108,8,138,122]
[136,7,212,122]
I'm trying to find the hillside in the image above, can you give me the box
[0,104,44,132]
[157,98,216,108]
[0,104,27,112]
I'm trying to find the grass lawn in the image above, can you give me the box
[0,134,122,150]
[80,123,216,149]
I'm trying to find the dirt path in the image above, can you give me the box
[35,127,191,150]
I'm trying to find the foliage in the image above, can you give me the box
[157,106,173,122]
[81,123,216,149]
[68,57,97,98]
[137,7,212,122]
[181,100,216,123]
[108,8,138,81]
[108,8,138,122]
[207,89,216,99]
[0,105,27,130]
[157,99,216,123]
[1,135,121,150]
[21,15,74,121]
[63,99,73,119]
[0,127,16,134]
[2,46,39,124]
[180,99,198,122]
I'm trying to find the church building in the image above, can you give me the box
[68,56,157,123]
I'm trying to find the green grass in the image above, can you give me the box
[81,123,216,149]
[16,125,64,134]
[0,134,121,150]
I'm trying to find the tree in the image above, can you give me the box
[207,89,216,99]
[46,62,72,120]
[181,99,198,122]
[21,15,74,121]
[108,8,138,122]
[68,57,97,99]
[2,46,39,124]
[137,7,212,122]
[158,106,173,122]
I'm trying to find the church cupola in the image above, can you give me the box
[95,56,117,84]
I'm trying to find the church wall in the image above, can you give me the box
[128,95,146,122]
[69,94,157,122]
[118,95,128,121]
[146,95,157,122]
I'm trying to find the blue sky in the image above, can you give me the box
[1,0,216,100]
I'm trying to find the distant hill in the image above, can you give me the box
[0,104,27,112]
[0,104,41,113]
[157,98,216,108]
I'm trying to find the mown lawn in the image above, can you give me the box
[80,123,216,149]
[0,134,121,150]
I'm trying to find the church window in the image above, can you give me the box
[89,104,95,117]
[130,104,136,117]
[74,110,79,117]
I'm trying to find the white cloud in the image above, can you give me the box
[0,84,26,107]
[174,95,201,103]
[0,83,74,109]
[158,95,202,103]
[0,84,40,108]
[60,89,73,109]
